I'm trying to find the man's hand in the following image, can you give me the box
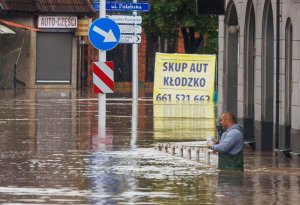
[207,142,214,149]
[207,142,218,153]
[212,139,219,144]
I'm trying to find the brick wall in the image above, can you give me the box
[177,31,185,53]
[138,29,147,82]
[86,40,97,88]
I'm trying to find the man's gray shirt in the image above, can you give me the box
[211,124,243,155]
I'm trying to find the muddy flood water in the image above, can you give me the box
[0,89,299,205]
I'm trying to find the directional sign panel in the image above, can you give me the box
[120,34,141,44]
[107,15,142,25]
[88,18,121,51]
[119,24,142,34]
[106,15,142,44]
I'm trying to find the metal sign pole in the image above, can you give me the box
[132,0,138,100]
[131,99,138,149]
[98,0,106,135]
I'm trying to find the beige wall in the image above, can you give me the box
[219,0,300,129]
[219,0,300,150]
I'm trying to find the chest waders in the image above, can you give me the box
[218,151,244,171]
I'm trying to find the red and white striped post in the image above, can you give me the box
[93,61,114,94]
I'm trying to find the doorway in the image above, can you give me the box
[282,18,293,149]
[261,0,274,151]
[243,0,256,141]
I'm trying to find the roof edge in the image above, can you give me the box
[0,19,39,32]
[0,1,96,16]
[84,0,95,13]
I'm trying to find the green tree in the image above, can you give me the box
[142,0,218,54]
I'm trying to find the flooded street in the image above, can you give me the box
[0,89,299,204]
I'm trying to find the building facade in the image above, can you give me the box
[0,0,94,89]
[218,0,300,152]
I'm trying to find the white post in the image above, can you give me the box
[132,0,138,100]
[98,0,106,136]
[130,1,139,149]
[131,99,138,149]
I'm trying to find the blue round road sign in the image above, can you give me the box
[88,18,121,51]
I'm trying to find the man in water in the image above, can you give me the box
[207,112,244,171]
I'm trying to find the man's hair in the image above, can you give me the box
[223,112,237,123]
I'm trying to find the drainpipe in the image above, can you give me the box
[77,37,82,89]
[275,0,280,149]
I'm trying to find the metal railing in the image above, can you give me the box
[156,143,214,163]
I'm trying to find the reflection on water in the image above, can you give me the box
[86,148,217,204]
[0,89,299,204]
[154,103,216,141]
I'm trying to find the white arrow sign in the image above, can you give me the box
[119,24,142,34]
[107,15,142,24]
[120,34,141,44]
[92,25,117,42]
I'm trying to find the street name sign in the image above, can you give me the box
[93,2,150,12]
[88,18,120,51]
[106,2,150,12]
[107,15,142,25]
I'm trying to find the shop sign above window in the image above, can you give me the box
[38,16,78,28]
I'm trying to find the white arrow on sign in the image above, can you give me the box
[120,34,141,44]
[119,24,142,34]
[107,15,142,24]
[92,25,117,42]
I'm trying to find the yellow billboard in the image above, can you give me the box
[153,53,217,140]
[153,53,216,104]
